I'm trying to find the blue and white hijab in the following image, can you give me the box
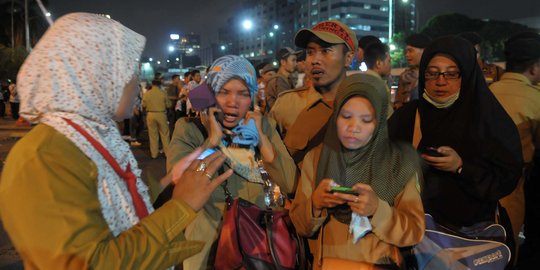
[206,55,264,183]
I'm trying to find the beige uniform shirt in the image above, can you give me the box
[289,145,424,269]
[0,124,202,269]
[143,86,171,112]
[490,72,540,163]
[269,86,333,163]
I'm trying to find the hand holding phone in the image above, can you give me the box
[330,186,359,196]
[422,146,444,157]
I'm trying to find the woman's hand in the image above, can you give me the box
[171,148,233,212]
[245,110,263,134]
[245,110,275,162]
[311,179,347,217]
[421,146,463,173]
[201,107,223,147]
[333,183,380,217]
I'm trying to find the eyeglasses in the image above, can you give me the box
[424,71,461,80]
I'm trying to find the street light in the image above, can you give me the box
[149,57,153,62]
[168,45,174,52]
[242,19,253,30]
[220,45,226,51]
[273,24,279,30]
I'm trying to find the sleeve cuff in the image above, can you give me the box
[369,198,391,229]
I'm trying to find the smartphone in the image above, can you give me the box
[188,83,216,111]
[197,148,217,160]
[214,110,224,123]
[330,186,359,196]
[423,147,443,157]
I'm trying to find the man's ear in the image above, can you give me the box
[344,49,355,67]
[374,58,383,71]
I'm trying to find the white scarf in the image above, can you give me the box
[17,13,153,236]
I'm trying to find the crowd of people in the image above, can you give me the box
[0,11,539,270]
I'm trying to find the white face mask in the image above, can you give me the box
[422,89,460,109]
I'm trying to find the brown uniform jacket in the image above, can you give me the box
[289,145,424,269]
[269,86,333,164]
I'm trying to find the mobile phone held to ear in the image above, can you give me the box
[422,146,444,157]
[330,186,359,196]
[189,83,216,111]
[213,110,224,123]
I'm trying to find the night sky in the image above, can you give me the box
[48,0,539,61]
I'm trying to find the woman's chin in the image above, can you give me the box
[222,119,239,129]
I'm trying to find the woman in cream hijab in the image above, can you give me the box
[0,13,232,269]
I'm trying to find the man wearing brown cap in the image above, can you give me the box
[394,33,431,110]
[265,47,302,112]
[490,32,540,267]
[270,20,356,165]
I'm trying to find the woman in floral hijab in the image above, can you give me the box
[0,12,231,269]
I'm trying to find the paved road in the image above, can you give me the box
[0,118,169,269]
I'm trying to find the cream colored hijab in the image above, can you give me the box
[17,13,151,236]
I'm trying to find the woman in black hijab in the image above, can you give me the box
[388,36,522,232]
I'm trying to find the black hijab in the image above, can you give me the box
[389,36,522,226]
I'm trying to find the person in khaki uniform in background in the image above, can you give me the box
[270,20,356,165]
[490,32,540,268]
[143,79,171,158]
[265,47,302,112]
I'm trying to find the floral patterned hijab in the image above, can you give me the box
[17,13,151,236]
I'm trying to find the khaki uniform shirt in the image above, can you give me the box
[0,124,202,269]
[265,73,294,112]
[289,145,424,269]
[269,86,333,163]
[143,86,171,112]
[490,72,540,163]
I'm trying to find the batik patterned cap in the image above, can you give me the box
[295,20,358,51]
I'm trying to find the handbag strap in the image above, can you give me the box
[62,118,149,219]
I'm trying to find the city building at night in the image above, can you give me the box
[167,32,202,68]
[297,0,416,43]
[218,0,299,65]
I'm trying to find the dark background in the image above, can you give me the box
[47,0,539,60]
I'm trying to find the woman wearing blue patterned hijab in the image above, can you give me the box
[165,55,296,268]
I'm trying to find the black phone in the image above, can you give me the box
[213,110,224,123]
[330,186,359,196]
[423,146,443,157]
